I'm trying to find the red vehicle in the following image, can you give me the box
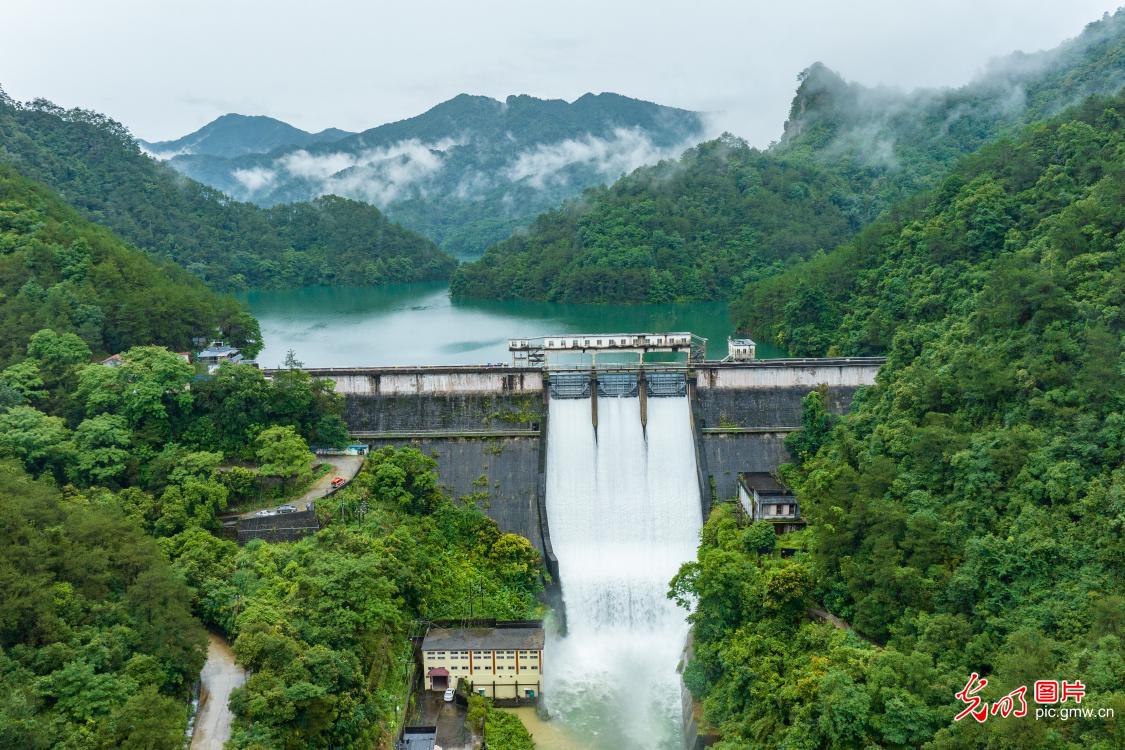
[330,476,347,489]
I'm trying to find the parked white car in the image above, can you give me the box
[443,688,455,703]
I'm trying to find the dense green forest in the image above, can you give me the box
[0,461,207,749]
[0,103,545,747]
[0,346,350,747]
[169,448,543,748]
[451,136,858,301]
[451,10,1125,303]
[671,93,1124,748]
[0,330,541,747]
[0,164,259,361]
[0,89,455,290]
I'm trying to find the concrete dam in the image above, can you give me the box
[295,354,881,748]
[295,358,883,575]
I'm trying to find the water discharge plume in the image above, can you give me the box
[544,394,702,749]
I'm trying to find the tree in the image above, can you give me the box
[0,460,205,746]
[27,328,92,378]
[741,522,778,555]
[313,414,349,449]
[153,451,228,536]
[0,405,71,477]
[489,534,542,593]
[364,447,442,514]
[69,414,132,486]
[784,389,838,465]
[254,426,311,490]
[1,360,46,403]
[78,347,194,443]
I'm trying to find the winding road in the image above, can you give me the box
[191,633,246,749]
[237,454,365,519]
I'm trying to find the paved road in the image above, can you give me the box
[414,692,473,750]
[191,633,246,750]
[238,454,364,519]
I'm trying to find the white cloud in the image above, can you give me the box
[504,127,686,189]
[261,137,459,204]
[277,149,357,180]
[232,166,277,192]
[139,143,191,160]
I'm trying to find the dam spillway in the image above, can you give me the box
[544,391,703,749]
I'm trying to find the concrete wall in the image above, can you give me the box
[700,432,791,504]
[237,509,320,543]
[694,358,883,390]
[695,387,860,429]
[345,392,543,433]
[311,359,881,566]
[366,435,546,556]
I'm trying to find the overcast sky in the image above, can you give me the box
[2,1,1120,146]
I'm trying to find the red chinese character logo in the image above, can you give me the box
[955,673,990,723]
[1034,680,1059,704]
[990,685,1027,718]
[1061,680,1085,704]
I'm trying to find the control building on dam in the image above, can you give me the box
[283,337,882,576]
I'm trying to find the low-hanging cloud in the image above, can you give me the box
[232,166,277,192]
[239,137,460,203]
[505,127,687,189]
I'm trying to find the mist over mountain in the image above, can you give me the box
[451,10,1125,303]
[157,92,706,257]
[780,8,1125,210]
[138,113,354,159]
[0,91,454,291]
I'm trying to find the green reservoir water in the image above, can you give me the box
[243,282,783,368]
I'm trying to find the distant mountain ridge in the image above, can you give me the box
[0,89,455,291]
[158,92,707,257]
[450,9,1125,303]
[139,113,354,159]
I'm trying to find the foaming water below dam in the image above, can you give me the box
[544,395,703,749]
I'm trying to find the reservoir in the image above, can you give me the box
[241,282,792,749]
[243,282,783,367]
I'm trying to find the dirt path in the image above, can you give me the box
[191,633,246,750]
[238,454,364,519]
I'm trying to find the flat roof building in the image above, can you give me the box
[196,342,243,373]
[726,337,757,361]
[421,622,544,702]
[739,472,806,534]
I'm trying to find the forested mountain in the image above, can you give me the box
[139,113,353,159]
[451,10,1125,303]
[0,462,207,749]
[0,164,258,361]
[160,92,706,257]
[673,92,1124,749]
[0,91,455,291]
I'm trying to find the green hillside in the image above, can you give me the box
[0,164,258,362]
[451,10,1125,304]
[0,91,455,291]
[673,91,1124,749]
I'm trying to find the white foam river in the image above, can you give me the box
[544,395,703,749]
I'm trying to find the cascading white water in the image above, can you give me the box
[544,394,703,749]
